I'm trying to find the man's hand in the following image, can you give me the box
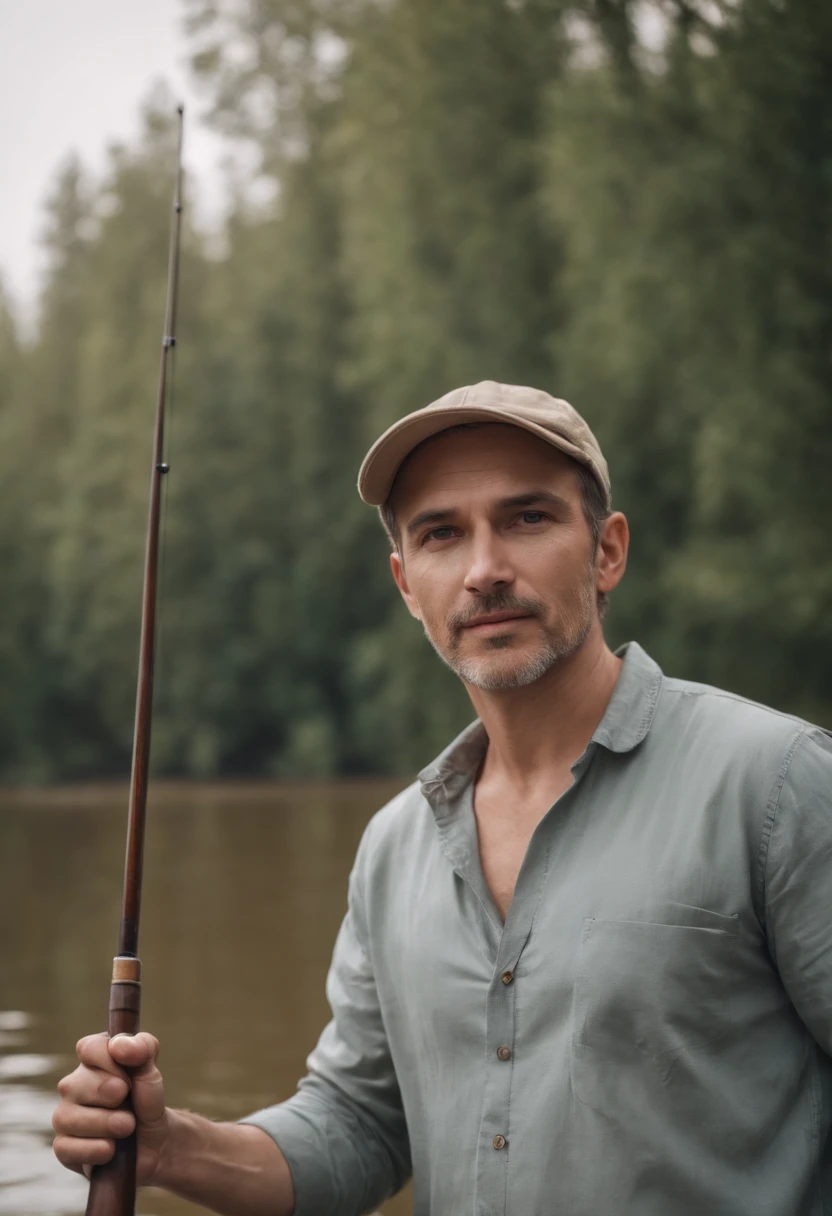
[53,1030,296,1216]
[53,1031,169,1184]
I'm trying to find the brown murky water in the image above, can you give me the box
[0,781,413,1214]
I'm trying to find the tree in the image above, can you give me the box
[545,0,832,720]
[3,0,832,782]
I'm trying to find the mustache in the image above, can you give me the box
[448,592,547,634]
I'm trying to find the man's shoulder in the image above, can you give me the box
[348,779,439,918]
[658,668,824,755]
[357,778,434,867]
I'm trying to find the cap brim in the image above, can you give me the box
[357,405,593,505]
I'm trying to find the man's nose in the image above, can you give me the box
[463,529,515,595]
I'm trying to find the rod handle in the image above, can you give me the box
[85,958,142,1216]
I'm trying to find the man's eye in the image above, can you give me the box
[520,511,547,524]
[424,527,455,543]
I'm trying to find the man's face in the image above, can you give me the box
[389,424,608,692]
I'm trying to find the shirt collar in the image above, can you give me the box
[591,640,663,754]
[418,641,663,805]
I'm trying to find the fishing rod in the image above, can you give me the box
[85,103,184,1216]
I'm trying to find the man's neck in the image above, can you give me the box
[467,628,623,793]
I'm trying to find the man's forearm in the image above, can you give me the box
[153,1108,295,1216]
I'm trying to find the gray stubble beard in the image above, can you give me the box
[422,574,597,692]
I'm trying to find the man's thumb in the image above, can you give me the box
[111,1033,166,1126]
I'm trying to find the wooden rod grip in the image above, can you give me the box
[85,958,142,1216]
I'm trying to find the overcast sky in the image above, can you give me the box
[1,0,225,323]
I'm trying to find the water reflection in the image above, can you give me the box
[0,783,411,1214]
[0,1011,84,1213]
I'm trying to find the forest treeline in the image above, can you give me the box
[1,0,831,782]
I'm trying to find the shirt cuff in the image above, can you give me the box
[240,1102,338,1216]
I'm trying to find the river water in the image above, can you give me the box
[0,781,412,1215]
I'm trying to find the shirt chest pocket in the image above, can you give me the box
[571,913,739,1109]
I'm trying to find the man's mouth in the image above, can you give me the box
[462,612,535,632]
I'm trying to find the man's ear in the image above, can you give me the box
[390,551,422,621]
[596,512,629,596]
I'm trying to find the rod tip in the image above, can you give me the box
[177,103,184,116]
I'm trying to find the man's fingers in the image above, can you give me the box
[52,1099,135,1140]
[60,1031,163,1124]
[52,1133,115,1173]
[76,1032,128,1081]
[58,1064,129,1109]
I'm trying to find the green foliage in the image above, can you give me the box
[3,0,832,782]
[548,0,832,717]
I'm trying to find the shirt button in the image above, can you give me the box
[492,1133,507,1150]
[500,970,513,985]
[497,1045,511,1061]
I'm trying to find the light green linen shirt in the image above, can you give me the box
[244,642,832,1214]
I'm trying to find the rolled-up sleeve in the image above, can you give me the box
[763,726,832,1056]
[241,829,411,1215]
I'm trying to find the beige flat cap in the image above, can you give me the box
[357,380,610,507]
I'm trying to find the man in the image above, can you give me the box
[54,382,832,1214]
